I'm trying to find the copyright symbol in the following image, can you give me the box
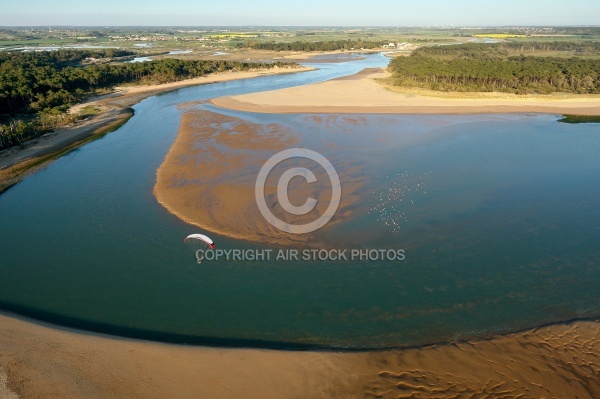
[255,148,341,234]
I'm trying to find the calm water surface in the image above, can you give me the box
[0,54,599,349]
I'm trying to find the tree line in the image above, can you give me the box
[414,41,600,59]
[0,50,297,150]
[390,45,600,94]
[236,39,389,52]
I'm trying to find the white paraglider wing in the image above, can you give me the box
[184,234,215,264]
[184,234,215,249]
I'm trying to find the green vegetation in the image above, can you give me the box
[236,39,389,52]
[0,107,99,150]
[0,50,297,150]
[390,43,600,94]
[2,26,600,51]
[415,42,600,59]
[558,114,600,124]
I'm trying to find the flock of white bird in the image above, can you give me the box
[370,171,430,233]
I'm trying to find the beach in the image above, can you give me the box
[211,68,600,115]
[1,311,598,398]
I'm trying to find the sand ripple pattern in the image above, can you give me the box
[363,322,599,399]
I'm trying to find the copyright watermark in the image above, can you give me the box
[255,148,341,234]
[195,248,406,262]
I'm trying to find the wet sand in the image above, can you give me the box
[154,108,365,245]
[1,311,598,398]
[281,49,376,62]
[211,69,600,115]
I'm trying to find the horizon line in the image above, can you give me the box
[1,24,600,28]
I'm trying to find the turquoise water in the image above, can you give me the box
[0,54,599,349]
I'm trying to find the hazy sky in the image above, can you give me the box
[1,0,598,26]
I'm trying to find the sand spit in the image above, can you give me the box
[0,311,598,398]
[211,69,600,116]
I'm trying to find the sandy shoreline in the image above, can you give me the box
[211,69,600,115]
[1,310,598,398]
[0,66,314,193]
[77,65,315,110]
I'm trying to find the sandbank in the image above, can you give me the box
[211,69,600,115]
[154,108,365,245]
